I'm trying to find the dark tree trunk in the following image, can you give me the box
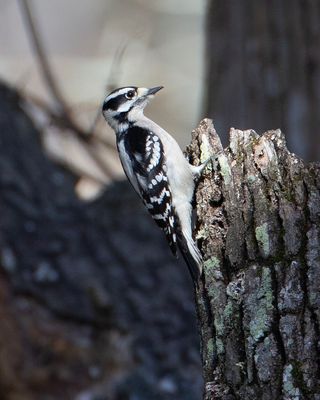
[187,119,320,399]
[0,83,202,400]
[204,0,320,161]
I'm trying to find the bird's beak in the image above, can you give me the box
[146,86,163,96]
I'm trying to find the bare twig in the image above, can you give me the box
[25,93,115,149]
[89,41,128,134]
[18,0,120,181]
[18,0,96,138]
[18,0,68,114]
[23,93,119,181]
[106,40,128,92]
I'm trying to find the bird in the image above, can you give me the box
[102,86,207,282]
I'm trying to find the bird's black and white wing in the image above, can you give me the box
[119,126,178,255]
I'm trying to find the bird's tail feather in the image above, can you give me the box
[177,232,203,283]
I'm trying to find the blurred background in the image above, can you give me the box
[0,0,205,199]
[0,1,319,400]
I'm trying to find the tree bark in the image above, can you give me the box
[187,119,320,399]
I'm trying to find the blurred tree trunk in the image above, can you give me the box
[0,82,202,400]
[188,119,320,399]
[204,0,320,161]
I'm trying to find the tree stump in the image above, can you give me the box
[188,119,320,399]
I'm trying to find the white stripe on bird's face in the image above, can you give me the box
[102,86,157,130]
[105,87,135,101]
[117,87,151,113]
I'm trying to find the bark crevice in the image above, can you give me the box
[188,119,320,399]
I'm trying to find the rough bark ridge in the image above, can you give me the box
[188,119,320,399]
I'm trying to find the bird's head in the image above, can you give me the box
[102,86,163,131]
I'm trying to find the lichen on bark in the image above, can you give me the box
[187,119,320,399]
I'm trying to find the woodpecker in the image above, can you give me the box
[102,86,206,282]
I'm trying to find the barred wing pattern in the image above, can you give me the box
[121,126,177,255]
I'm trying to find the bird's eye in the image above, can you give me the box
[125,90,135,99]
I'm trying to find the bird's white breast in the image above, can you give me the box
[117,139,140,195]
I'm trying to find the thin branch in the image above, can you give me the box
[22,93,118,180]
[25,93,116,150]
[18,0,92,137]
[107,40,128,92]
[18,0,68,113]
[18,0,119,181]
[89,41,128,134]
